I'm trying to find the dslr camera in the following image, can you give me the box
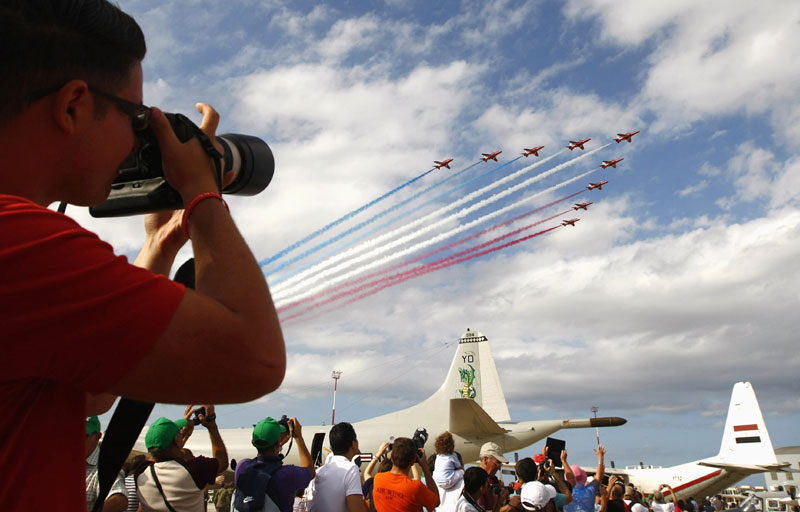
[492,484,514,495]
[191,406,216,425]
[387,427,429,458]
[90,112,274,217]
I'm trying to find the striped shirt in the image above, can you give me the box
[85,445,128,511]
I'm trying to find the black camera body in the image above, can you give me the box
[387,427,429,457]
[492,484,515,495]
[192,406,206,426]
[278,415,291,431]
[89,112,274,217]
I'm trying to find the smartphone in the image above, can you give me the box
[545,437,566,468]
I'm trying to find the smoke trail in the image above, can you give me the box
[281,224,562,323]
[260,167,436,267]
[273,146,605,295]
[267,155,527,280]
[275,167,600,304]
[276,189,585,313]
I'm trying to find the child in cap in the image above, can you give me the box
[432,431,464,490]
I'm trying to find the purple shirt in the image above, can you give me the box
[235,456,313,512]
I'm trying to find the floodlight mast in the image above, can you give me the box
[331,370,343,425]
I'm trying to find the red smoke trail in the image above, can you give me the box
[281,218,564,323]
[277,189,585,314]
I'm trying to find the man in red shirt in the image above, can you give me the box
[0,1,286,510]
[373,437,439,512]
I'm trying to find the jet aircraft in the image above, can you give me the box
[573,202,593,211]
[522,146,545,157]
[481,151,502,162]
[587,181,608,190]
[138,329,627,469]
[589,382,797,500]
[434,158,454,170]
[561,218,580,227]
[614,130,640,143]
[567,139,591,151]
[601,158,623,169]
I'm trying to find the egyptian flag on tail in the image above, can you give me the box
[733,423,761,444]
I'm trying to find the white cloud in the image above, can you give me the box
[677,180,708,197]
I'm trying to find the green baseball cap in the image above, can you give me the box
[86,416,101,436]
[145,417,188,451]
[252,417,287,449]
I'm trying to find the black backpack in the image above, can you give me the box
[233,456,283,512]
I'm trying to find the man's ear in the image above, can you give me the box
[52,79,91,133]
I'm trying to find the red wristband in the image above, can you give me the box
[181,191,229,238]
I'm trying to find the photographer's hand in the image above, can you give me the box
[113,104,286,405]
[133,209,187,276]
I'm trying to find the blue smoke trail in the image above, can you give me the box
[260,167,436,267]
[263,159,491,275]
[268,156,524,284]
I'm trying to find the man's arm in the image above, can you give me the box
[346,494,368,512]
[562,449,576,487]
[201,405,228,474]
[549,461,573,505]
[594,445,606,486]
[416,449,440,508]
[111,104,285,404]
[365,442,390,478]
[101,493,128,512]
[291,418,316,479]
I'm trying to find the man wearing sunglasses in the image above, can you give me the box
[0,1,286,510]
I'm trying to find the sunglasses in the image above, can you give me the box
[28,84,151,132]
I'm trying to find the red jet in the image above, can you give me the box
[481,150,502,162]
[587,180,608,191]
[615,130,640,143]
[601,158,623,169]
[434,158,454,169]
[573,202,593,210]
[567,138,591,150]
[522,146,544,157]
[562,218,580,227]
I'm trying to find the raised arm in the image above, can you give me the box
[594,445,606,486]
[112,104,285,404]
[365,442,391,478]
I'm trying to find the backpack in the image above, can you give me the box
[234,456,283,512]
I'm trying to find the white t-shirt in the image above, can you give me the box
[307,454,362,512]
[433,453,464,490]
[455,494,483,512]
[652,502,676,512]
[625,500,649,512]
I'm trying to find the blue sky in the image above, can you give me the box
[86,0,800,477]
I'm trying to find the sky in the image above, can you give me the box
[87,0,800,479]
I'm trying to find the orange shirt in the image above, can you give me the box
[373,472,440,512]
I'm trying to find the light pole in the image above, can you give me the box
[592,406,600,446]
[331,370,342,425]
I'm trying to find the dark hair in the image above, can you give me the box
[515,457,538,483]
[329,422,357,456]
[435,431,455,455]
[464,466,489,494]
[390,437,417,470]
[378,459,393,473]
[0,0,146,121]
[123,454,146,476]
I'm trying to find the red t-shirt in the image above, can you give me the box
[0,195,185,511]
[373,472,440,512]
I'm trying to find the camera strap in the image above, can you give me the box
[184,116,225,187]
[92,258,196,512]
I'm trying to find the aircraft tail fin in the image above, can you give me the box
[432,328,511,422]
[708,382,778,466]
[449,398,508,436]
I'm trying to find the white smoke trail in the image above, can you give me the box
[269,151,565,295]
[273,147,608,297]
[274,153,606,304]
[275,167,600,307]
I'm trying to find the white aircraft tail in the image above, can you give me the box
[429,328,511,422]
[702,382,780,469]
